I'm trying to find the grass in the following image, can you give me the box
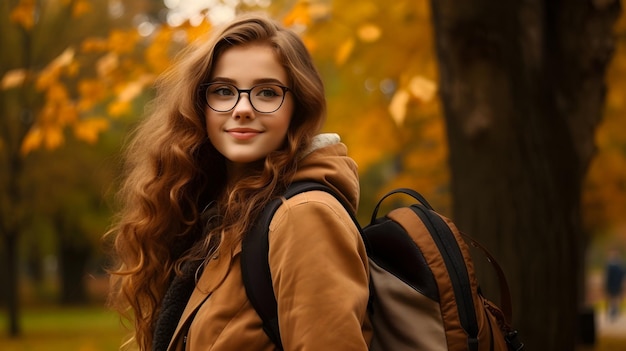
[0,306,129,351]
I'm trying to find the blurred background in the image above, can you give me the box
[0,0,625,350]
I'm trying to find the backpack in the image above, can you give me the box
[241,181,524,351]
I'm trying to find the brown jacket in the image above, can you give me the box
[167,135,372,350]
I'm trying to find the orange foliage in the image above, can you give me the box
[6,1,199,154]
[9,0,36,30]
[108,29,140,55]
[73,118,110,144]
[19,48,82,154]
[71,0,91,18]
[144,27,177,74]
[299,0,448,210]
[6,0,622,234]
[282,1,331,27]
[77,79,107,112]
[582,9,626,234]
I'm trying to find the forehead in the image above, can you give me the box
[211,44,288,85]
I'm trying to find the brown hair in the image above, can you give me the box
[105,13,325,350]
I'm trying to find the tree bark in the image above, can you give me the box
[55,213,90,305]
[3,230,20,336]
[1,153,23,337]
[58,242,90,305]
[429,0,620,349]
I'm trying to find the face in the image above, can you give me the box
[205,43,294,174]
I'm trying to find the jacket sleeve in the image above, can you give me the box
[268,191,370,351]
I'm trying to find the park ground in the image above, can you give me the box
[0,271,624,350]
[1,305,625,350]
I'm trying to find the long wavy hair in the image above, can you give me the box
[105,14,326,350]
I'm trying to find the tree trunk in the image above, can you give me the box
[0,153,23,337]
[429,0,620,349]
[57,227,90,305]
[3,231,20,337]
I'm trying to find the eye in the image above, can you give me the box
[209,85,236,97]
[254,85,282,98]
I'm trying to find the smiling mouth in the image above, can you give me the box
[227,129,261,140]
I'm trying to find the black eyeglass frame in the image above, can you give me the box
[199,83,291,113]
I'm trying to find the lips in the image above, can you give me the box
[226,128,262,140]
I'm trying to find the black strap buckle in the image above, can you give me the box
[505,330,524,351]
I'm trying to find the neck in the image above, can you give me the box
[226,159,264,186]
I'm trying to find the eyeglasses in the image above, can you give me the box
[200,83,290,113]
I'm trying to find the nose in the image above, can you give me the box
[232,92,255,119]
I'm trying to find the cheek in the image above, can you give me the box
[280,99,295,131]
[276,112,293,139]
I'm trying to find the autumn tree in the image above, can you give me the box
[428,1,621,349]
[0,0,288,338]
[0,0,161,336]
[1,0,104,336]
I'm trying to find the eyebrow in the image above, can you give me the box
[209,77,288,86]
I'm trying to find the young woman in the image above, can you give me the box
[106,14,371,350]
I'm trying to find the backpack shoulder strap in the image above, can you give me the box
[241,181,352,349]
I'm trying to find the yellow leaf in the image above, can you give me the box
[1,69,27,89]
[36,68,58,90]
[408,76,437,102]
[308,2,331,21]
[52,47,76,67]
[58,103,79,124]
[335,38,355,66]
[66,61,80,77]
[182,20,212,43]
[21,127,43,155]
[302,35,317,53]
[109,29,139,55]
[78,79,106,111]
[73,118,110,144]
[43,126,64,150]
[96,52,119,78]
[81,38,108,53]
[36,48,75,90]
[39,86,77,125]
[341,106,400,170]
[606,84,624,111]
[108,100,131,117]
[145,29,174,73]
[283,1,312,27]
[357,23,381,43]
[72,0,91,17]
[117,74,154,102]
[389,89,410,126]
[46,83,69,103]
[9,0,36,30]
